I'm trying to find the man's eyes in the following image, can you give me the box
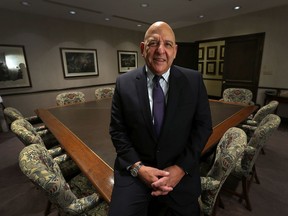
[148,41,173,48]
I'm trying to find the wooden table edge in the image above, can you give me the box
[35,108,113,203]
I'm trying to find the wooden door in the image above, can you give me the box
[173,42,198,70]
[222,33,265,102]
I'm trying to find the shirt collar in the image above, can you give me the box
[145,65,170,83]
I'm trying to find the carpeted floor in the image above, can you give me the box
[0,119,287,216]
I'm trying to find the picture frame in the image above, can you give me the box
[117,50,138,73]
[207,46,217,60]
[219,61,224,75]
[220,45,225,60]
[0,45,32,89]
[60,48,99,78]
[198,62,203,74]
[206,62,216,75]
[198,47,204,60]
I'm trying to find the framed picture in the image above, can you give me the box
[219,61,224,75]
[117,50,138,73]
[60,48,99,78]
[207,46,217,60]
[198,62,203,74]
[220,45,225,59]
[0,45,31,89]
[206,62,216,75]
[198,47,204,60]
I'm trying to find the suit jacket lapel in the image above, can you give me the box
[161,66,183,137]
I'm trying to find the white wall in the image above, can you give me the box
[0,8,145,116]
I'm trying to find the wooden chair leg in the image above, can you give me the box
[241,178,252,211]
[252,165,260,184]
[261,148,266,155]
[218,194,225,209]
[44,200,52,216]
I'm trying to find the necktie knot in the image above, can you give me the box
[153,75,161,87]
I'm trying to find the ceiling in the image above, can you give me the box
[1,0,288,32]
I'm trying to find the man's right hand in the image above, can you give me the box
[138,165,173,196]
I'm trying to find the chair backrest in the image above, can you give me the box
[94,87,115,100]
[56,91,85,106]
[3,107,24,122]
[19,144,78,212]
[200,127,247,215]
[4,106,43,126]
[11,119,45,146]
[252,100,279,123]
[236,114,281,176]
[19,144,102,215]
[222,88,254,105]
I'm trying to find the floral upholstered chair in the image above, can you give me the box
[11,118,80,179]
[199,127,247,216]
[95,87,115,100]
[56,91,85,106]
[4,106,45,131]
[224,114,281,211]
[220,88,254,105]
[240,100,279,132]
[11,118,59,151]
[239,100,279,154]
[19,144,109,216]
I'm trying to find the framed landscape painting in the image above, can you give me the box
[117,50,138,73]
[60,48,99,78]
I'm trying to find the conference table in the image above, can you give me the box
[35,98,257,203]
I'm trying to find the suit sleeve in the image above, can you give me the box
[109,76,141,171]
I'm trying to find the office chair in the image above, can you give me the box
[95,87,115,100]
[56,91,85,106]
[223,114,281,211]
[199,127,247,216]
[220,88,254,105]
[19,144,109,216]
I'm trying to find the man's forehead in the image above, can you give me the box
[145,25,175,41]
[146,32,175,42]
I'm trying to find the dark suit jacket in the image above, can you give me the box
[110,65,212,203]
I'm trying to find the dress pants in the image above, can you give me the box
[108,170,200,216]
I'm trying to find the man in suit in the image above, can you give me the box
[109,21,212,216]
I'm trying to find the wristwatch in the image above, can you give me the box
[130,162,143,177]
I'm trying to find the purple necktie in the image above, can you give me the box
[153,76,165,137]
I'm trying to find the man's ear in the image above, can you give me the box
[140,42,145,56]
[174,44,178,59]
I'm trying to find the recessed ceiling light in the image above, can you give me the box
[199,15,204,19]
[137,24,142,27]
[141,3,149,8]
[69,10,76,15]
[234,6,241,10]
[105,18,110,21]
[21,1,30,6]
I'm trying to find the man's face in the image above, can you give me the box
[141,23,178,75]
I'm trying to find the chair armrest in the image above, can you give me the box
[240,124,257,132]
[25,115,43,124]
[240,146,256,176]
[246,120,258,126]
[47,146,64,158]
[34,125,47,132]
[65,193,100,215]
[200,177,220,190]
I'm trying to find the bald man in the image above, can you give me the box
[109,21,212,216]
